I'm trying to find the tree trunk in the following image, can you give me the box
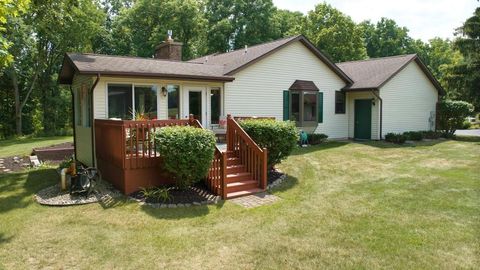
[12,70,22,136]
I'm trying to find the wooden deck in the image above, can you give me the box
[94,115,267,199]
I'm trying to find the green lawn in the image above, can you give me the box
[0,136,73,158]
[0,140,479,269]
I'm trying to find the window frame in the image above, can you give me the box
[106,83,159,120]
[335,90,346,114]
[210,87,222,125]
[166,84,181,120]
[289,90,318,127]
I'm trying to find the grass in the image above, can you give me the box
[0,136,72,158]
[0,140,479,269]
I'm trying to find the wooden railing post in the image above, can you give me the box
[261,148,268,190]
[221,151,227,199]
[226,114,233,151]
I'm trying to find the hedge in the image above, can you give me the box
[385,133,406,144]
[153,126,216,189]
[308,133,328,145]
[239,119,298,168]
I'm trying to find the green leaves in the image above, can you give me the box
[153,126,216,189]
[239,119,298,168]
[438,100,475,135]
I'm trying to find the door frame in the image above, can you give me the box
[183,86,207,127]
[354,99,372,140]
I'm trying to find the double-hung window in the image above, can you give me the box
[335,91,346,114]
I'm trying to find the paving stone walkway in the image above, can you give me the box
[230,192,279,208]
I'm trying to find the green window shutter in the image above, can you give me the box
[317,92,323,123]
[283,90,290,121]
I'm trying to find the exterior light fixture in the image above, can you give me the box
[161,86,167,97]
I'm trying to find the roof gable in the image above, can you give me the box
[189,35,353,84]
[337,54,445,95]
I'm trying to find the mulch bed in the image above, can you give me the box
[0,156,30,173]
[268,169,285,185]
[130,183,220,207]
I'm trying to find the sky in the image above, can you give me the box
[272,0,479,41]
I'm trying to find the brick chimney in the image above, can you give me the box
[154,33,183,61]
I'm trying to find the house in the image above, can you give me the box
[58,34,444,196]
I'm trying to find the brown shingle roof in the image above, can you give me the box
[59,53,234,84]
[189,35,353,83]
[59,35,353,85]
[289,80,319,91]
[337,54,445,95]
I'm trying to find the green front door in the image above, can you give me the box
[354,99,372,140]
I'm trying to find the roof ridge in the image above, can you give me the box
[193,35,301,60]
[336,54,417,65]
[67,52,222,66]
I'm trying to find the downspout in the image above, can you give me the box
[90,74,100,167]
[70,85,77,160]
[371,90,383,140]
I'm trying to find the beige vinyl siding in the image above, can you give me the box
[347,91,380,140]
[380,62,438,134]
[224,41,348,138]
[72,74,94,166]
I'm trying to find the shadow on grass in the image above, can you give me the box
[290,141,349,156]
[357,139,447,149]
[454,135,480,142]
[270,175,299,194]
[0,168,57,214]
[140,201,224,219]
[0,233,13,244]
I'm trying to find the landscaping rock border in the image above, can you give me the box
[35,181,122,206]
[129,186,222,208]
[267,169,287,190]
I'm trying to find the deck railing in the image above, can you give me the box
[207,147,227,198]
[226,115,268,190]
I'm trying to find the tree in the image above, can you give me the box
[0,0,29,71]
[437,100,474,136]
[360,18,413,58]
[444,7,480,111]
[110,0,206,59]
[302,3,366,62]
[205,0,277,53]
[271,9,304,38]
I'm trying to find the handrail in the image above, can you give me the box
[226,114,268,190]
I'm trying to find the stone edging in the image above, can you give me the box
[129,186,222,208]
[267,169,287,190]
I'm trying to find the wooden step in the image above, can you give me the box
[226,172,251,182]
[226,180,258,193]
[226,188,264,199]
[225,151,236,158]
[227,157,241,166]
[226,164,245,174]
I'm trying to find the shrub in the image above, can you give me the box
[239,119,298,168]
[385,133,406,144]
[421,130,442,139]
[403,131,424,141]
[308,133,328,145]
[461,120,472,129]
[437,100,474,136]
[153,126,216,189]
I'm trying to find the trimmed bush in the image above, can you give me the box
[437,100,474,136]
[385,133,406,144]
[403,131,424,141]
[461,120,472,129]
[421,130,442,139]
[239,119,298,168]
[153,126,216,189]
[308,133,328,145]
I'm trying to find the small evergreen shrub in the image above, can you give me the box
[403,131,424,141]
[239,119,298,168]
[385,133,406,144]
[437,100,474,136]
[421,130,442,139]
[153,126,216,189]
[308,133,328,145]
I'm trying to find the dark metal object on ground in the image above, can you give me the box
[70,166,100,197]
